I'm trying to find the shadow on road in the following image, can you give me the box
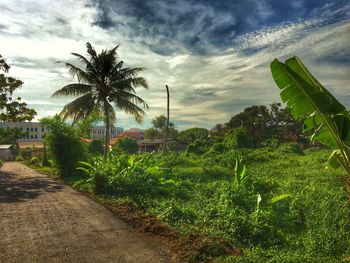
[0,170,63,203]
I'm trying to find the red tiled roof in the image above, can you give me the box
[112,131,144,140]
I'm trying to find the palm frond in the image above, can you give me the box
[63,62,98,84]
[59,93,96,123]
[71,52,99,78]
[114,97,147,123]
[86,42,98,60]
[51,83,93,98]
[111,90,149,109]
[111,67,146,82]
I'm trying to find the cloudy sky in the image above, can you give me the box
[0,0,349,130]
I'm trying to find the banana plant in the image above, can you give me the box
[270,56,350,176]
[233,152,248,190]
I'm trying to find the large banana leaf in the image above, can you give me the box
[270,56,350,172]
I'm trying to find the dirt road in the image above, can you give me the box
[0,162,173,263]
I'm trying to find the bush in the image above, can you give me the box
[224,128,255,149]
[15,156,24,162]
[112,136,139,154]
[178,128,209,144]
[29,156,40,166]
[186,139,208,155]
[20,149,32,160]
[0,159,3,168]
[88,139,104,155]
[278,142,304,155]
[40,116,86,177]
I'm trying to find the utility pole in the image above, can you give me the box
[163,84,170,153]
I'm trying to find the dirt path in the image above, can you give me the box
[0,162,173,263]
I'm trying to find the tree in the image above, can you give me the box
[112,136,139,154]
[222,103,303,145]
[76,110,102,138]
[144,115,178,141]
[52,42,148,159]
[0,55,36,122]
[178,127,209,144]
[88,139,104,155]
[269,102,302,142]
[0,54,10,73]
[223,128,255,149]
[40,116,86,177]
[227,105,270,144]
[0,54,36,145]
[144,128,161,140]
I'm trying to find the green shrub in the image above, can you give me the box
[29,156,40,166]
[224,128,255,149]
[88,139,104,155]
[278,142,304,155]
[260,138,280,148]
[112,136,139,154]
[40,116,86,177]
[20,149,32,160]
[15,156,24,162]
[211,143,226,153]
[178,128,209,144]
[186,139,208,155]
[0,159,3,168]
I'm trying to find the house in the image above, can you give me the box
[0,145,14,161]
[110,131,145,145]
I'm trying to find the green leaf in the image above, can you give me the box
[270,194,291,204]
[326,150,342,169]
[270,56,350,176]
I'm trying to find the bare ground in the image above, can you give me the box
[0,162,174,263]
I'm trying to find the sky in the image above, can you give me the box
[0,0,349,130]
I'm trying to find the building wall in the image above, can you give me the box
[90,126,123,140]
[0,122,124,142]
[0,122,48,142]
[0,149,13,161]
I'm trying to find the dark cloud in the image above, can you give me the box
[94,0,346,55]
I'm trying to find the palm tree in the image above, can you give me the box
[52,42,149,159]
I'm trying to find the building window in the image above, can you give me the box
[42,128,44,132]
[31,128,33,132]
[27,128,29,132]
[34,135,37,139]
[35,128,37,132]
[30,135,33,139]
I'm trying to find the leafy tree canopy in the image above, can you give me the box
[113,136,139,154]
[0,54,36,122]
[213,103,303,145]
[40,115,86,177]
[52,42,148,159]
[144,115,178,140]
[178,127,209,144]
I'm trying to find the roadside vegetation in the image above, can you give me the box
[1,47,349,262]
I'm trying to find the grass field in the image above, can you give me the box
[33,145,350,262]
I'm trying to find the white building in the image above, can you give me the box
[90,126,123,140]
[0,122,124,141]
[0,122,48,142]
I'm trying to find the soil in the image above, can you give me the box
[0,162,174,263]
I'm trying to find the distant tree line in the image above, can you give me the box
[145,103,304,148]
[212,102,304,146]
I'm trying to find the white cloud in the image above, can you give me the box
[0,0,349,130]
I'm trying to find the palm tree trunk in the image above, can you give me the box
[104,107,110,160]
